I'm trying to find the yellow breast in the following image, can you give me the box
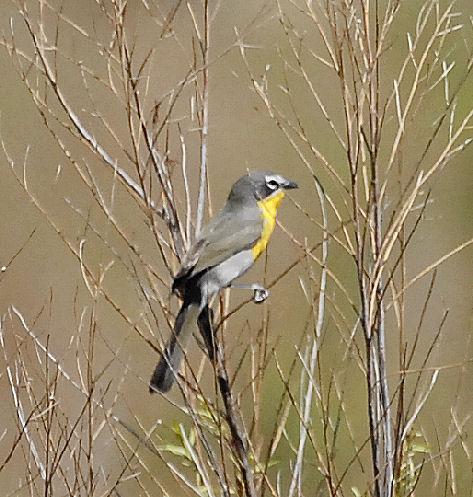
[252,191,285,259]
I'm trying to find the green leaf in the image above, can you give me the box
[411,442,430,453]
[351,486,362,497]
[158,444,189,458]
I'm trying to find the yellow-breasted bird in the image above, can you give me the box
[150,171,298,393]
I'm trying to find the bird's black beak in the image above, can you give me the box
[282,178,298,190]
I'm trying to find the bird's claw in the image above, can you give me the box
[253,287,269,303]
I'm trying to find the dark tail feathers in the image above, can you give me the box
[149,302,217,393]
[149,301,200,393]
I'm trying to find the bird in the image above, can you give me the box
[149,170,298,393]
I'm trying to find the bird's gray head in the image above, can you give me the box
[228,170,298,204]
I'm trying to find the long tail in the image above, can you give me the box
[149,300,201,393]
[197,305,216,361]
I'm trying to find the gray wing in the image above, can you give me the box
[175,208,262,282]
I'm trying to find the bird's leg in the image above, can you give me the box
[230,283,269,303]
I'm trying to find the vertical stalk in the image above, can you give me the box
[195,0,209,237]
[367,0,394,494]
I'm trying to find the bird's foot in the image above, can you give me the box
[252,285,269,304]
[230,283,269,303]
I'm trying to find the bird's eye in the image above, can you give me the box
[267,179,279,190]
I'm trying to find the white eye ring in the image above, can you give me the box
[267,179,279,190]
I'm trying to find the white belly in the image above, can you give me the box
[199,250,254,300]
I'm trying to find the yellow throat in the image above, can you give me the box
[252,191,285,259]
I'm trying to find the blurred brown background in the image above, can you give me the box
[0,1,472,495]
